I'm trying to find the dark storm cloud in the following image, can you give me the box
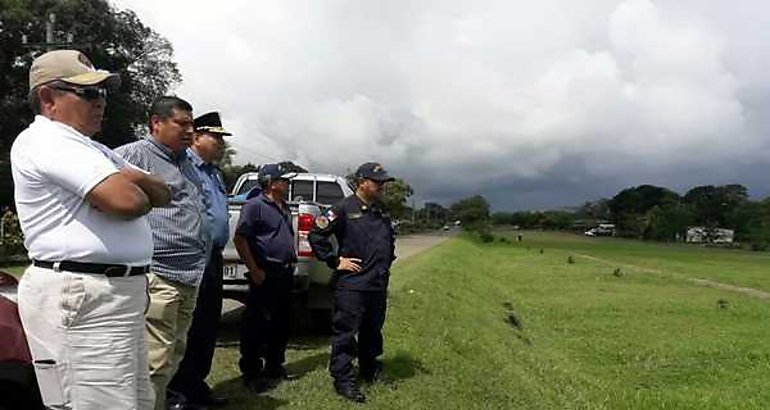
[118,0,770,209]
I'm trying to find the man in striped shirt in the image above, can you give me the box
[116,96,209,410]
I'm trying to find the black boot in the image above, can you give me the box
[360,361,383,383]
[335,382,366,403]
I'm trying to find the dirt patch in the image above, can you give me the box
[689,278,770,300]
[502,302,531,345]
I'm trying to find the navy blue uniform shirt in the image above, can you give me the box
[235,192,297,270]
[308,195,396,291]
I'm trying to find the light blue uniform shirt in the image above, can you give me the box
[188,148,229,248]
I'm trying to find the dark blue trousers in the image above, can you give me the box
[238,268,293,379]
[330,289,387,384]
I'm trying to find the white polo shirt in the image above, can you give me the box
[10,116,153,265]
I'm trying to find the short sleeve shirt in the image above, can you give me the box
[235,193,297,267]
[10,116,153,265]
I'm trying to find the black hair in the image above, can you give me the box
[147,96,193,130]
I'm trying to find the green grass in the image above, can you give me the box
[2,264,26,280]
[206,232,770,409]
[511,230,770,292]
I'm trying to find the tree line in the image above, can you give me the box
[486,184,770,250]
[0,0,181,209]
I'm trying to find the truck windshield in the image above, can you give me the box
[317,181,344,205]
[236,179,260,196]
[291,180,314,202]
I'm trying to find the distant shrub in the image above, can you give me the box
[0,212,26,264]
[480,232,495,243]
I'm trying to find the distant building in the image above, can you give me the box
[686,227,734,244]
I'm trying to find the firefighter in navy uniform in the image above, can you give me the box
[233,163,299,394]
[308,162,396,404]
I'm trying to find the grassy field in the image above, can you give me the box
[2,264,25,279]
[205,231,770,409]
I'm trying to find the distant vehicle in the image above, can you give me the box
[223,172,354,311]
[686,227,734,244]
[442,224,450,231]
[584,223,616,237]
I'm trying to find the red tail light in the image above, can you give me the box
[298,213,314,232]
[297,213,314,257]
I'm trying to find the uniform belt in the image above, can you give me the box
[263,260,296,270]
[263,256,297,269]
[32,260,149,277]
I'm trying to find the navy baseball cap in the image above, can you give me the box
[260,163,297,181]
[355,162,394,182]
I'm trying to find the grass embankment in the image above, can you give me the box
[207,231,770,409]
[515,230,770,292]
[2,264,25,280]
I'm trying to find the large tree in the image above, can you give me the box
[608,185,681,237]
[450,195,490,230]
[0,0,181,206]
[380,178,413,220]
[683,184,749,227]
[417,202,449,225]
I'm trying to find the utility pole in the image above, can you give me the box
[21,13,85,51]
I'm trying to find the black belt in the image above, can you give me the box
[262,260,297,270]
[33,260,149,277]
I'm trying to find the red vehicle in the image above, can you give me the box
[0,270,43,409]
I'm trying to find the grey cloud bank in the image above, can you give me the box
[116,0,769,209]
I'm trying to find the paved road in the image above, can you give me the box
[394,231,453,262]
[221,231,454,315]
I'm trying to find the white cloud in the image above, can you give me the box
[113,0,769,207]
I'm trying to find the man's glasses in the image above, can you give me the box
[53,85,108,101]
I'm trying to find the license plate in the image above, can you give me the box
[223,264,247,280]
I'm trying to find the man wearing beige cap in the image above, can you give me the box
[11,50,170,409]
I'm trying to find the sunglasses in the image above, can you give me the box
[53,85,108,101]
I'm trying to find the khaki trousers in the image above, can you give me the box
[18,266,154,410]
[145,273,198,410]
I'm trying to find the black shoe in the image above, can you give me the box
[166,401,205,410]
[167,404,205,410]
[166,391,205,410]
[265,365,296,381]
[360,362,383,383]
[243,376,276,393]
[193,393,228,407]
[335,382,366,403]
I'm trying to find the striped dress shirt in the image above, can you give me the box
[115,137,209,287]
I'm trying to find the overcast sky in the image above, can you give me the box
[113,0,769,210]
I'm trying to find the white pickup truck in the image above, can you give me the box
[222,172,354,310]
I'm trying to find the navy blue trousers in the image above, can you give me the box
[329,289,387,384]
[238,268,293,379]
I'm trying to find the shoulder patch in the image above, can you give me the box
[326,209,337,222]
[315,215,330,229]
